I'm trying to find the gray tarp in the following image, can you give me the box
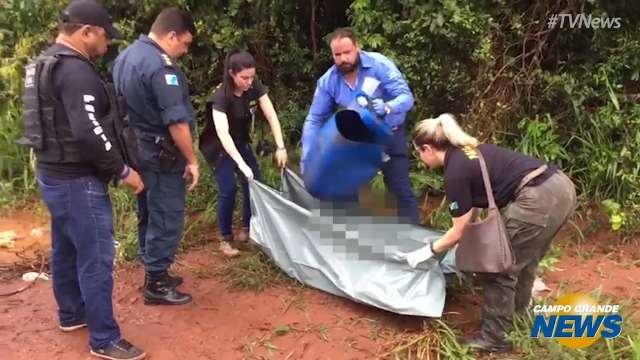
[248,169,458,317]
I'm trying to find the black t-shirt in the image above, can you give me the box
[36,44,124,180]
[443,144,555,217]
[199,79,265,163]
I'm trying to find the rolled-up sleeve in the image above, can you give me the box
[301,78,334,169]
[150,68,192,126]
[377,59,414,114]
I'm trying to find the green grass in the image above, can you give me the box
[375,304,639,360]
[378,320,475,360]
[538,243,564,274]
[217,249,299,292]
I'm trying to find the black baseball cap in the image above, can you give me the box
[61,0,122,39]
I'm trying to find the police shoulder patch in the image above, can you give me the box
[165,74,179,86]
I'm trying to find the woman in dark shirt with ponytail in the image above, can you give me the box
[199,51,287,257]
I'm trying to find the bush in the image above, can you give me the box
[1,0,639,234]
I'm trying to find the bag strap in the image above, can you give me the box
[475,149,497,209]
[516,164,548,193]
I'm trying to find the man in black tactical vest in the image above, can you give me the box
[20,1,145,359]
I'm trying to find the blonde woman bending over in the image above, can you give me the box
[408,114,576,353]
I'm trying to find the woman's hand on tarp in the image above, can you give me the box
[406,244,436,268]
[239,163,254,180]
[275,147,288,168]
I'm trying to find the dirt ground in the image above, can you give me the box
[1,207,638,360]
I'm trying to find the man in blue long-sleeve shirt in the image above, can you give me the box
[301,27,419,223]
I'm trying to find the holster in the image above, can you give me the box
[154,136,182,172]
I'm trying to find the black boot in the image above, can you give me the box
[459,334,513,353]
[164,272,183,288]
[145,272,183,289]
[144,271,192,305]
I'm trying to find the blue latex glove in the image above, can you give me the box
[371,98,388,116]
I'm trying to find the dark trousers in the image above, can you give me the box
[137,170,186,272]
[37,174,120,349]
[212,143,261,239]
[478,171,576,344]
[381,128,420,223]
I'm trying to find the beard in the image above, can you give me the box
[337,55,360,74]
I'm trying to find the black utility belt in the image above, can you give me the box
[141,134,185,171]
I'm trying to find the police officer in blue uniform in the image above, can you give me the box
[302,28,420,223]
[20,1,145,359]
[113,7,197,305]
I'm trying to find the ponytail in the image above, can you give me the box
[413,113,478,149]
[222,50,256,98]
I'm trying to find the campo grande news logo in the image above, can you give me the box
[530,293,623,348]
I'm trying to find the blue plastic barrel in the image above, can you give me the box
[303,107,392,200]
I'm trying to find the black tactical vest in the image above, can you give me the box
[19,48,138,169]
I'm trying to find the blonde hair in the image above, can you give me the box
[412,113,478,149]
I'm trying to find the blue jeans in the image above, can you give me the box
[137,170,186,272]
[37,174,120,349]
[213,143,261,238]
[382,128,419,223]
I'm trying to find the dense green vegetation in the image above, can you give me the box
[1,0,639,235]
[1,2,639,358]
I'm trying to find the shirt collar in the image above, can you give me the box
[359,51,374,69]
[139,34,175,66]
[139,34,167,54]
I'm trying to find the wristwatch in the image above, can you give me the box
[119,165,131,180]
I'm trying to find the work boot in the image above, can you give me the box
[164,272,183,288]
[459,334,513,353]
[219,238,240,257]
[236,227,250,243]
[90,338,146,360]
[142,271,182,289]
[144,272,192,305]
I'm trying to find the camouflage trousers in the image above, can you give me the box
[476,170,576,345]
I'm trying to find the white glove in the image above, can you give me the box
[406,244,435,268]
[238,163,254,180]
[356,96,369,107]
